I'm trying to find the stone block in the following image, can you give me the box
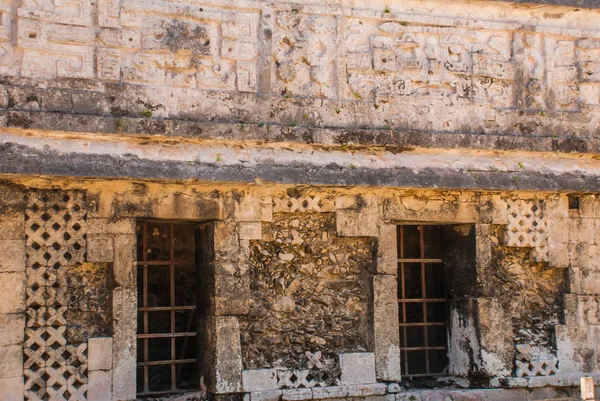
[214,221,240,257]
[87,235,114,263]
[377,224,397,275]
[250,390,282,401]
[480,194,508,225]
[569,268,582,294]
[581,270,600,295]
[549,242,569,268]
[0,213,24,240]
[311,386,348,399]
[581,377,595,400]
[199,316,243,394]
[0,376,24,401]
[152,193,222,221]
[373,275,400,381]
[569,243,591,269]
[0,314,24,346]
[282,388,312,401]
[113,234,136,287]
[570,218,596,244]
[89,337,113,371]
[0,240,25,273]
[476,298,513,377]
[546,196,569,219]
[235,195,262,222]
[345,384,387,397]
[475,227,492,269]
[336,195,360,210]
[339,353,376,385]
[579,195,597,218]
[384,198,479,223]
[336,209,379,237]
[112,287,137,401]
[0,345,22,379]
[89,370,112,401]
[239,222,262,240]
[0,272,25,314]
[242,369,278,392]
[261,197,273,222]
[548,218,569,245]
[87,218,136,235]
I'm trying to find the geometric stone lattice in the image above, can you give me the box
[505,200,549,262]
[514,344,559,377]
[24,190,88,401]
[276,369,338,389]
[272,196,335,213]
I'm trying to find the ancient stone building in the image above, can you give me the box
[1,0,600,400]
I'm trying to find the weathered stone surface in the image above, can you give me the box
[373,275,400,381]
[240,213,373,370]
[0,314,24,346]
[339,353,376,385]
[0,272,25,314]
[112,287,137,401]
[376,225,397,275]
[88,370,112,401]
[88,337,113,371]
[0,213,24,241]
[87,234,114,263]
[199,316,243,394]
[242,369,278,392]
[0,376,24,401]
[113,234,136,287]
[0,345,22,379]
[239,222,263,240]
[0,240,25,272]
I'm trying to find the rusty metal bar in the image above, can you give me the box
[138,359,197,367]
[397,224,448,378]
[136,222,198,396]
[137,332,197,339]
[143,222,149,394]
[138,306,196,312]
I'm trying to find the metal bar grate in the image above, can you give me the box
[397,225,448,378]
[136,222,199,396]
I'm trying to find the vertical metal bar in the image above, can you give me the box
[143,222,149,393]
[399,226,409,376]
[420,225,430,375]
[170,224,176,390]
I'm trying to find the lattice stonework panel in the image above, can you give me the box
[24,190,89,401]
[505,200,549,262]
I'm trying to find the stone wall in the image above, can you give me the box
[0,179,600,400]
[241,212,374,372]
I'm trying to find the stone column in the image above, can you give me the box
[0,204,26,401]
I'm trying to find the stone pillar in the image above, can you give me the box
[0,207,26,401]
[373,275,401,381]
[448,298,513,377]
[198,316,243,394]
[88,337,113,401]
[106,219,137,401]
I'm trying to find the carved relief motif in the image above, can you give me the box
[18,19,95,79]
[345,19,516,107]
[272,12,337,98]
[120,2,260,92]
[18,0,93,26]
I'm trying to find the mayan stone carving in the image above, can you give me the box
[24,190,89,401]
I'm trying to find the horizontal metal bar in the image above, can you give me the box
[399,322,445,327]
[398,298,446,303]
[138,306,196,312]
[138,358,197,367]
[398,258,443,263]
[400,346,447,351]
[402,373,446,378]
[137,332,197,339]
[134,261,195,266]
[138,388,200,396]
